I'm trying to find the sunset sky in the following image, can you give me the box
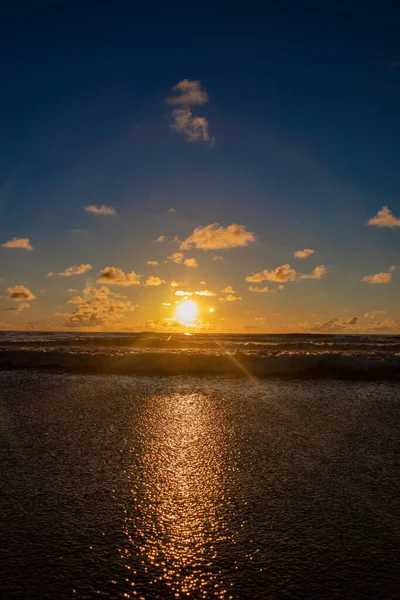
[1,1,400,333]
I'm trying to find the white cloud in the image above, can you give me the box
[84,204,116,216]
[51,264,92,277]
[175,290,193,296]
[166,79,209,106]
[362,271,393,284]
[181,223,255,251]
[195,290,216,296]
[147,260,159,266]
[6,285,37,301]
[295,248,314,259]
[97,266,142,286]
[1,237,33,250]
[367,206,400,228]
[221,286,235,293]
[144,276,165,286]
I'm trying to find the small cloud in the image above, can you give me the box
[389,265,397,272]
[367,206,400,228]
[147,260,159,266]
[295,248,315,259]
[144,276,165,286]
[246,264,327,283]
[213,255,224,261]
[170,281,181,287]
[221,286,235,294]
[1,237,33,250]
[200,281,206,285]
[97,266,142,286]
[6,285,36,301]
[3,302,31,313]
[195,290,216,296]
[362,271,393,284]
[184,257,198,268]
[54,264,92,277]
[168,208,175,213]
[175,290,193,296]
[364,310,387,319]
[84,204,117,216]
[181,223,255,251]
[68,288,79,293]
[166,79,209,106]
[248,285,271,292]
[154,235,166,243]
[219,294,242,302]
[162,302,172,306]
[254,316,266,322]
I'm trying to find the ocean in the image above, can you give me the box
[0,332,399,599]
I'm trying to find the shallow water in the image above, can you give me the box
[0,372,399,599]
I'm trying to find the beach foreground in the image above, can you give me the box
[0,371,399,599]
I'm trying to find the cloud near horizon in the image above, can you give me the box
[1,237,33,250]
[180,223,255,251]
[97,267,142,286]
[367,206,400,228]
[64,286,135,328]
[84,204,117,216]
[6,285,37,301]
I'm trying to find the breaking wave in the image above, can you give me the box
[0,348,400,380]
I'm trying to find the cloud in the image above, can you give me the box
[246,264,327,283]
[219,294,242,302]
[49,264,92,277]
[170,281,181,287]
[181,223,255,251]
[248,285,271,292]
[166,79,209,106]
[64,286,135,328]
[168,207,176,213]
[246,264,297,283]
[167,80,212,144]
[6,285,37,301]
[68,288,79,293]
[144,276,165,286]
[213,255,224,261]
[295,248,314,259]
[362,271,393,284]
[175,290,193,296]
[367,206,400,228]
[162,302,172,306]
[314,316,359,331]
[254,316,266,322]
[221,286,235,293]
[171,109,210,143]
[195,290,216,296]
[368,318,399,332]
[184,257,198,268]
[147,260,159,266]
[389,265,397,272]
[97,267,142,286]
[154,235,166,243]
[298,265,328,280]
[168,252,198,267]
[3,302,30,312]
[1,237,33,250]
[84,205,117,216]
[364,310,387,319]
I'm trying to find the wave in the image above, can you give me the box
[1,349,400,380]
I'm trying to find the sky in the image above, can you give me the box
[1,0,400,333]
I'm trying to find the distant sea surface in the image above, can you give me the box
[1,333,399,598]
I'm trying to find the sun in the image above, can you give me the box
[175,300,199,326]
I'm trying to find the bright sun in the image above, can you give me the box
[175,300,199,326]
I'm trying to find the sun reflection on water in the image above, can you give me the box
[121,391,236,598]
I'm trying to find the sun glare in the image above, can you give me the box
[175,300,199,326]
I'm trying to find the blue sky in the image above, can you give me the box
[1,0,400,332]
